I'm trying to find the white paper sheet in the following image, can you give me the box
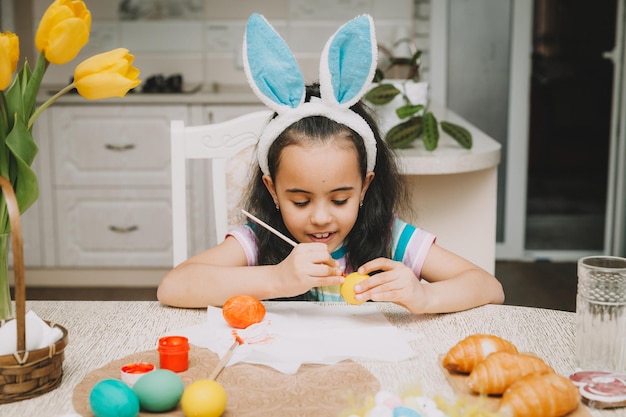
[169,302,420,374]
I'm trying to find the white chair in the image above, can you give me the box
[170,110,273,266]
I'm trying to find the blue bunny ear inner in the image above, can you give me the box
[319,15,377,107]
[243,13,305,110]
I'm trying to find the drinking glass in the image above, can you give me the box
[576,256,626,372]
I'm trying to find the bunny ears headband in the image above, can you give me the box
[243,13,378,176]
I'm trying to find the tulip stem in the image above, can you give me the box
[27,83,76,130]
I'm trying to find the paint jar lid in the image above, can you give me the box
[158,336,189,352]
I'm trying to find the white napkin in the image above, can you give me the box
[0,310,64,355]
[169,302,420,374]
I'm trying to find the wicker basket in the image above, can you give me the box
[0,177,68,404]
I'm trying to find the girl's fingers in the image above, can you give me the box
[306,244,341,271]
[310,262,343,278]
[292,242,342,278]
[358,257,394,274]
[295,243,337,265]
[316,274,345,287]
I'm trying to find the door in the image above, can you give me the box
[525,0,621,260]
[431,0,626,261]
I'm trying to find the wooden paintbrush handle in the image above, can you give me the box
[241,209,298,247]
[208,340,239,381]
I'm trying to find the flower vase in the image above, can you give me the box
[0,232,12,320]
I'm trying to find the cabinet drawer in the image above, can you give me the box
[51,105,189,187]
[55,189,173,267]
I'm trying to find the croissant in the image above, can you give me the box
[442,334,519,373]
[467,352,554,394]
[498,372,580,417]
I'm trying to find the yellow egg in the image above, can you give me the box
[181,379,227,417]
[340,272,369,305]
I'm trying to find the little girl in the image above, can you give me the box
[157,14,504,313]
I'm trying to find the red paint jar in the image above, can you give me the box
[158,336,189,372]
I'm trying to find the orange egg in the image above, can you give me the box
[340,272,369,305]
[222,295,266,329]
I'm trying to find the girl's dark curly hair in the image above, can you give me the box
[242,83,409,297]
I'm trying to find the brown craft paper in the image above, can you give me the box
[73,345,380,417]
[442,361,593,417]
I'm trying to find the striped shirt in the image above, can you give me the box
[227,215,436,301]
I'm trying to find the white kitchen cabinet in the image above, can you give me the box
[44,104,204,267]
[18,101,264,270]
[55,188,172,267]
[51,105,178,187]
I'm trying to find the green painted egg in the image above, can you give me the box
[132,369,184,412]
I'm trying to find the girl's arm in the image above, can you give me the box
[415,243,505,313]
[157,236,343,308]
[355,243,504,314]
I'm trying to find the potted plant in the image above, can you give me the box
[365,47,472,151]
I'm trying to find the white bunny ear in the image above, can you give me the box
[243,13,306,111]
[247,13,380,176]
[319,14,377,108]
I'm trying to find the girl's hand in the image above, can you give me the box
[274,243,344,296]
[353,258,429,313]
[353,244,504,314]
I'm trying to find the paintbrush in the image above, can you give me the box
[208,332,243,380]
[241,209,298,247]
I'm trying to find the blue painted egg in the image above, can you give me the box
[393,405,422,417]
[89,379,140,417]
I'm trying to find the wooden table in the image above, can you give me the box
[0,302,621,416]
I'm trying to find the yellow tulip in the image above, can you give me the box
[73,48,141,100]
[0,31,19,90]
[35,0,91,65]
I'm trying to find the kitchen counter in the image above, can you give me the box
[395,101,501,175]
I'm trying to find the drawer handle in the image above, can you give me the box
[109,225,139,233]
[105,144,135,151]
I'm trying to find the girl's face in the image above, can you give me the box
[263,136,374,252]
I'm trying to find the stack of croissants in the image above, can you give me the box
[442,334,581,417]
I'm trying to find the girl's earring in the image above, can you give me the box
[275,203,280,211]
[359,201,363,208]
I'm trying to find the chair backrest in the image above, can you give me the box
[170,110,273,266]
